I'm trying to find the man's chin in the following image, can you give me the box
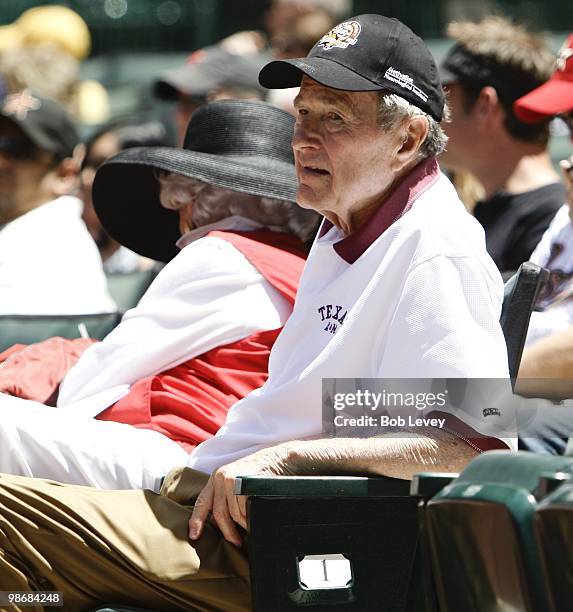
[296,185,324,212]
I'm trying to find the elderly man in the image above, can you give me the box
[0,15,512,610]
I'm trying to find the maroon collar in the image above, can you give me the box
[320,157,440,264]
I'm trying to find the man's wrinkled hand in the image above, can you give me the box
[188,463,247,547]
[187,446,292,546]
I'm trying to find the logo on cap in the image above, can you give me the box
[317,20,361,51]
[3,90,41,120]
[556,41,573,72]
[384,67,428,103]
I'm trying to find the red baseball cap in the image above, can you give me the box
[514,34,573,123]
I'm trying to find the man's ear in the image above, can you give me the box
[51,156,81,197]
[474,85,502,126]
[392,116,429,171]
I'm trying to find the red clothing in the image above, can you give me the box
[0,337,95,405]
[97,230,306,452]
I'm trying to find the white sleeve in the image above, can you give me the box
[377,254,508,378]
[58,237,290,406]
[377,255,515,450]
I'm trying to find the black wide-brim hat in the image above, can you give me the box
[93,99,297,263]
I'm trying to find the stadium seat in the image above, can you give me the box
[426,451,573,612]
[534,480,573,611]
[105,264,163,312]
[500,261,548,381]
[0,311,122,352]
[235,474,435,611]
[0,266,163,353]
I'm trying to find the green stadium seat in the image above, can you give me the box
[105,264,163,312]
[426,451,573,612]
[0,266,163,353]
[534,480,573,611]
[0,311,123,352]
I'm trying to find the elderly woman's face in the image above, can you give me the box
[157,171,259,235]
[292,76,403,233]
[156,170,240,235]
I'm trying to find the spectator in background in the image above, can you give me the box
[268,7,335,59]
[439,16,564,274]
[449,169,486,214]
[0,4,109,125]
[0,5,90,61]
[153,46,269,143]
[0,100,318,490]
[263,0,348,114]
[0,90,115,314]
[80,116,169,273]
[512,34,573,397]
[0,45,79,112]
[264,0,350,54]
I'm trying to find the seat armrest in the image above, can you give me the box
[410,473,457,499]
[234,475,411,497]
[535,471,572,498]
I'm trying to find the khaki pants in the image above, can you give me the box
[0,468,250,612]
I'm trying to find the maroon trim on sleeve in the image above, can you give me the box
[428,410,512,452]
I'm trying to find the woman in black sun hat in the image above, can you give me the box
[0,99,319,491]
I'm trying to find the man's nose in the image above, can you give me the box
[292,117,320,152]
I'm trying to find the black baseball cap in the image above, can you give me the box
[259,14,444,121]
[0,89,78,159]
[154,46,269,102]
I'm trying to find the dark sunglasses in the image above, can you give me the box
[0,135,38,160]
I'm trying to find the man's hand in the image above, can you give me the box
[188,446,293,546]
[188,462,248,547]
[187,431,479,546]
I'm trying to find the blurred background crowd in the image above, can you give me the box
[0,0,571,310]
[0,1,568,146]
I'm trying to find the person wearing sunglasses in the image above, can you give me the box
[509,35,573,403]
[0,89,115,314]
